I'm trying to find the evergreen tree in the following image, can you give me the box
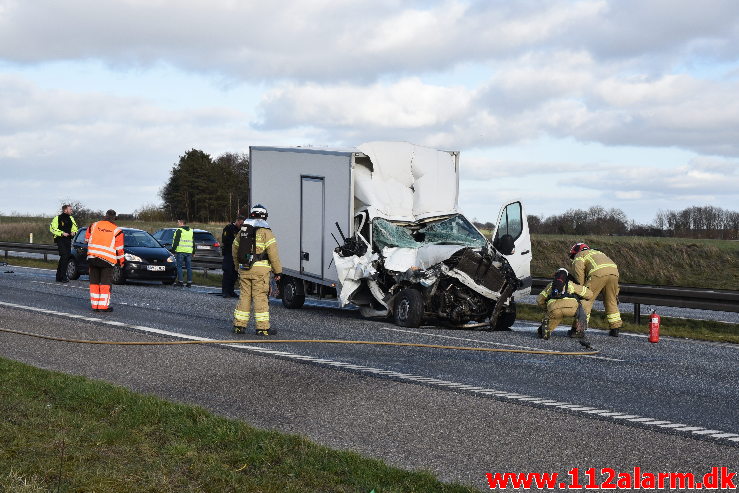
[160,149,249,222]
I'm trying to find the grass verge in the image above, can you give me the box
[515,303,739,344]
[0,357,477,493]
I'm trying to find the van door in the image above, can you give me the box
[493,200,532,295]
[300,176,325,278]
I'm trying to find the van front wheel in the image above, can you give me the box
[394,288,424,328]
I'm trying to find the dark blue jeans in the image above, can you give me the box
[175,253,192,282]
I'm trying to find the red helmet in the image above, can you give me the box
[569,242,589,259]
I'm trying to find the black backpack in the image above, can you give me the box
[236,224,258,268]
[549,270,570,299]
[236,224,268,269]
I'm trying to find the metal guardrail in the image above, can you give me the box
[2,242,738,320]
[531,278,739,323]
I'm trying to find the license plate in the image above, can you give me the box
[147,265,165,271]
[197,245,210,250]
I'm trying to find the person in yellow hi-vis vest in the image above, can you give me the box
[232,204,282,336]
[537,268,593,340]
[569,242,622,336]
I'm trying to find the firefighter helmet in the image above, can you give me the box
[569,242,589,259]
[249,204,268,219]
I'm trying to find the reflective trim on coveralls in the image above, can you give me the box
[573,251,617,279]
[86,222,124,265]
[233,309,250,324]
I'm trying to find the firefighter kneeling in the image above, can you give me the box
[232,204,282,336]
[537,268,593,340]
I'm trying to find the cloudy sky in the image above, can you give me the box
[1,0,738,224]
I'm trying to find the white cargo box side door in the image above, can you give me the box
[300,176,325,278]
[250,147,353,284]
[493,200,532,295]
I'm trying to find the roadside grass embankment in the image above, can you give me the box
[0,357,476,493]
[531,234,738,291]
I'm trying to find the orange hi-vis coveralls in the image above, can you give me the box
[571,249,622,329]
[232,227,282,332]
[85,220,124,310]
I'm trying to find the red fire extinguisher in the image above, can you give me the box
[648,311,661,343]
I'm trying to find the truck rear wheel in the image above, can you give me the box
[281,276,305,309]
[394,288,424,328]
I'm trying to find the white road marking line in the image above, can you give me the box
[0,300,736,445]
[31,280,87,290]
[378,326,625,362]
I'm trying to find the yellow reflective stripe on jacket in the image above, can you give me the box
[252,260,271,268]
[255,238,276,249]
[574,251,617,275]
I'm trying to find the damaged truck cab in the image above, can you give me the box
[249,141,532,330]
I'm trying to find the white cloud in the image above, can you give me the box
[1,0,739,220]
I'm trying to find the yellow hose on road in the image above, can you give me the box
[0,327,599,356]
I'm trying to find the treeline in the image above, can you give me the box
[476,205,739,240]
[155,149,249,223]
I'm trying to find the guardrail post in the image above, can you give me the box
[634,303,641,324]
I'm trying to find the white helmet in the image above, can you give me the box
[249,204,268,219]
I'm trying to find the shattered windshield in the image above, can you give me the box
[373,215,487,250]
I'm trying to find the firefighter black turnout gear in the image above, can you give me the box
[570,244,622,333]
[232,212,282,335]
[221,216,244,297]
[537,269,593,339]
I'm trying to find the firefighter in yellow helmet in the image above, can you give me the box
[232,204,282,336]
[569,242,623,336]
[537,268,593,339]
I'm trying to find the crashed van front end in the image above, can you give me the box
[334,214,521,329]
[331,141,523,329]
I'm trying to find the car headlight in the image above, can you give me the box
[124,253,143,262]
[167,255,175,263]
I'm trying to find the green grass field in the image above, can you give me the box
[3,217,735,289]
[0,357,476,493]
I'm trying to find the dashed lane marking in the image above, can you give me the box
[0,299,736,447]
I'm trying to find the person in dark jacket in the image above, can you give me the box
[49,204,79,282]
[221,215,245,297]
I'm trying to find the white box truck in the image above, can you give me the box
[249,141,532,329]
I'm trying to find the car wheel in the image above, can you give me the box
[281,276,305,309]
[491,302,516,331]
[393,288,424,328]
[112,265,125,285]
[66,259,80,280]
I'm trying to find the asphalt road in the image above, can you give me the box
[1,265,737,490]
